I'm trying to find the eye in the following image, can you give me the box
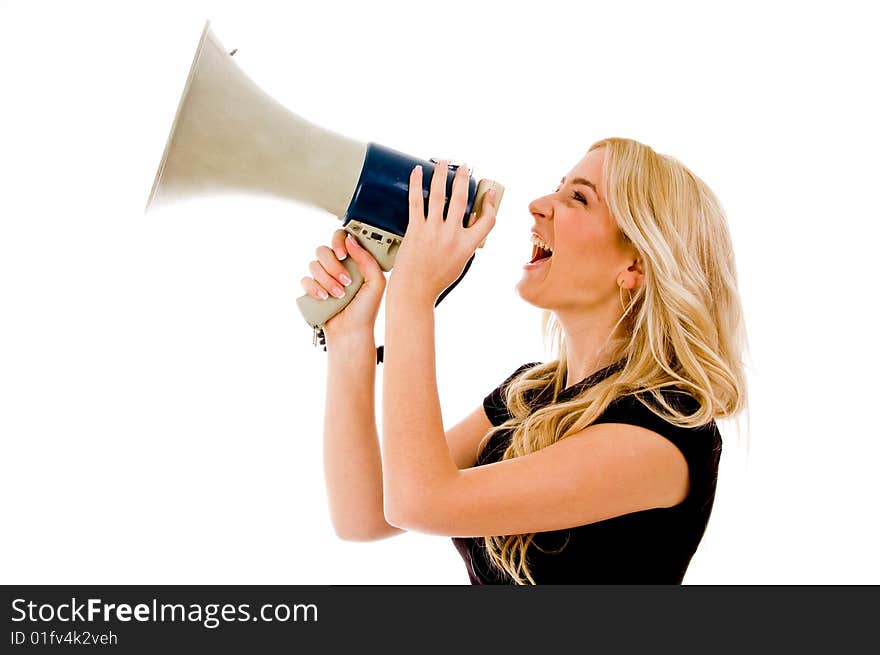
[553,186,588,206]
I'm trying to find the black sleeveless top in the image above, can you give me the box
[451,361,722,584]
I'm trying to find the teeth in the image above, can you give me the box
[530,234,553,253]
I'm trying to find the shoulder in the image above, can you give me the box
[593,389,722,491]
[599,388,708,431]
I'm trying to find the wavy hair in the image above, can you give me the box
[478,137,749,584]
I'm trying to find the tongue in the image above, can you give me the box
[529,250,552,264]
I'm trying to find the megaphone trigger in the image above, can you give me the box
[341,220,402,273]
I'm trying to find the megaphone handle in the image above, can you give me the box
[295,255,365,332]
[297,220,401,334]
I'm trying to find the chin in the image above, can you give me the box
[515,280,553,310]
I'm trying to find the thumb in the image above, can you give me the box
[468,209,497,249]
[345,234,384,283]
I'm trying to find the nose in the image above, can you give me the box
[529,194,553,222]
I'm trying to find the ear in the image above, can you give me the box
[619,257,644,291]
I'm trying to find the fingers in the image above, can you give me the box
[331,228,348,261]
[427,159,449,221]
[408,165,424,226]
[300,276,329,300]
[304,244,352,299]
[300,233,386,301]
[317,242,353,288]
[344,234,384,284]
[410,161,471,227]
[446,164,470,227]
[465,188,498,245]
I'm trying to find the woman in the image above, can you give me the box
[301,137,748,584]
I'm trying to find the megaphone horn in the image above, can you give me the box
[147,21,504,340]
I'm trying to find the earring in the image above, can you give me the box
[618,280,633,314]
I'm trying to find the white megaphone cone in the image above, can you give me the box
[147,21,504,354]
[147,21,367,215]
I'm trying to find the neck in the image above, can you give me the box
[555,299,626,390]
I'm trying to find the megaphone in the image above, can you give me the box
[146,21,504,350]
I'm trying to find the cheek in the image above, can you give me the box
[556,222,609,261]
[555,229,622,279]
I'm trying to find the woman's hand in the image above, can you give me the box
[388,160,497,303]
[300,228,386,337]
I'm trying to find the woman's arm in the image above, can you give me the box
[380,161,498,524]
[323,329,404,541]
[302,228,403,542]
[381,292,459,525]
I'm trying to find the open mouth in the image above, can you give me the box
[528,234,553,264]
[529,246,552,264]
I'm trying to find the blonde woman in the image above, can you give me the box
[302,137,748,584]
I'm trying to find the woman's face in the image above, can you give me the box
[516,147,637,312]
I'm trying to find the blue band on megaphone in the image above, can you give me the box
[343,142,477,235]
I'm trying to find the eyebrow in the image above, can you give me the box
[561,176,601,203]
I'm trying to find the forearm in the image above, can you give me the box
[381,288,458,520]
[322,330,392,539]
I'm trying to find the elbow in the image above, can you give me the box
[383,492,441,534]
[332,522,389,542]
[383,496,410,531]
[330,514,396,542]
[383,475,459,534]
[335,529,379,543]
[383,488,427,531]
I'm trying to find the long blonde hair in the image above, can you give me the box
[479,137,749,584]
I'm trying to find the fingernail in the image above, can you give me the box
[345,234,357,247]
[317,289,329,300]
[335,247,347,260]
[331,285,345,298]
[339,273,352,286]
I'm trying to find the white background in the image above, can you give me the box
[1,0,877,584]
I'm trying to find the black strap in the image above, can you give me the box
[313,327,383,364]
